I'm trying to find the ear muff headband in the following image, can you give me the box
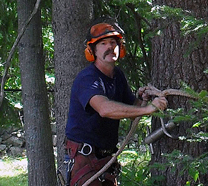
[84,42,126,62]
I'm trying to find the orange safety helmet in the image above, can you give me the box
[85,23,126,62]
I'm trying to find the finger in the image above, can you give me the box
[138,87,146,96]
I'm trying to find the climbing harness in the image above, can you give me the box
[64,139,120,186]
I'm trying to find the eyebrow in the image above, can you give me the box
[101,37,116,41]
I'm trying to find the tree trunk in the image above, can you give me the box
[150,0,208,185]
[52,0,93,181]
[17,0,57,185]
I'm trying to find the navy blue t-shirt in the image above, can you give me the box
[65,63,136,150]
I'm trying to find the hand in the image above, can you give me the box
[138,86,151,102]
[151,96,168,111]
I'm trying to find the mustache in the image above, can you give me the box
[103,49,115,59]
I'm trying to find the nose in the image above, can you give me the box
[107,42,116,49]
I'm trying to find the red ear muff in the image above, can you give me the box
[85,45,95,62]
[119,43,126,59]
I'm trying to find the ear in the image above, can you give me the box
[119,43,126,58]
[85,45,95,62]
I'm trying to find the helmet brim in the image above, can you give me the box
[87,31,122,45]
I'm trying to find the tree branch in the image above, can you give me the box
[0,0,42,108]
[126,3,152,77]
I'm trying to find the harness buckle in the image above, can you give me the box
[78,143,92,156]
[98,173,106,182]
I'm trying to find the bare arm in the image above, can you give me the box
[89,95,167,120]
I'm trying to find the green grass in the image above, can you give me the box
[0,157,28,186]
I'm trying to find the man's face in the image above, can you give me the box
[94,37,119,63]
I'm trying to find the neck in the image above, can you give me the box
[94,61,115,78]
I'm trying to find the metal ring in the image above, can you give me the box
[78,143,92,156]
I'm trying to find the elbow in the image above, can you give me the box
[97,103,112,118]
[90,96,114,118]
[98,108,109,118]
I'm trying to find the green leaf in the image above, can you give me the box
[188,167,199,182]
[198,90,208,98]
[185,181,191,186]
[192,122,201,128]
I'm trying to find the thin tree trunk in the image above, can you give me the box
[52,0,93,182]
[17,0,57,185]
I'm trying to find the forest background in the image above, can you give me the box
[0,0,208,186]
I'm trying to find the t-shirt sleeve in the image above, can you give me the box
[123,83,136,105]
[76,75,106,110]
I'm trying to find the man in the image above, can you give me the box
[65,22,167,186]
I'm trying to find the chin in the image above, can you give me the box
[108,58,117,62]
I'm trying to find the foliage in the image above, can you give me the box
[165,86,208,131]
[0,0,54,129]
[118,149,151,186]
[1,0,208,184]
[150,4,208,36]
[119,116,151,147]
[0,0,18,65]
[150,85,208,185]
[41,0,54,73]
[150,5,208,56]
[152,150,208,186]
[0,97,21,129]
[118,116,165,186]
[93,0,153,90]
[0,0,21,129]
[2,0,207,127]
[93,1,208,91]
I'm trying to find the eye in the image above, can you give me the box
[111,40,117,45]
[100,40,106,45]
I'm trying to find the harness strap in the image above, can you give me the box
[70,164,93,186]
[65,139,82,159]
[71,162,116,186]
[70,155,112,186]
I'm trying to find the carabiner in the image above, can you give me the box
[78,143,92,156]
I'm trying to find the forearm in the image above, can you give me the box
[90,95,155,120]
[101,100,154,119]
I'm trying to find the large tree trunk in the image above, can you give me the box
[150,0,208,185]
[52,0,93,181]
[17,0,57,185]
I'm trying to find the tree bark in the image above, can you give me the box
[150,0,208,185]
[17,0,57,185]
[52,0,94,181]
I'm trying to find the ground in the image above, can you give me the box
[0,157,28,186]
